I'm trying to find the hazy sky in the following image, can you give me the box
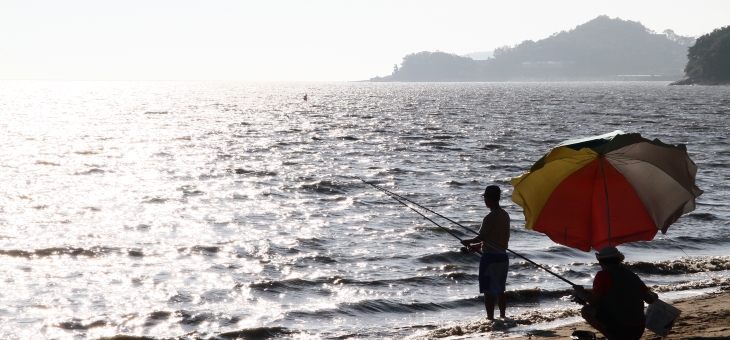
[1,1,728,81]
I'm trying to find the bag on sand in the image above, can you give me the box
[645,299,681,337]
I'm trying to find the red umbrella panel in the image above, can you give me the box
[510,131,703,252]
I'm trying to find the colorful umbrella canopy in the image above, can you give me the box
[510,131,703,252]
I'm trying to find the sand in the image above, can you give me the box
[423,274,730,339]
[508,289,730,340]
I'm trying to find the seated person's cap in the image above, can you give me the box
[595,246,625,261]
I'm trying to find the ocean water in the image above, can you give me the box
[0,81,728,339]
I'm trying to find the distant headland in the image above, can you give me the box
[370,16,695,82]
[670,25,730,85]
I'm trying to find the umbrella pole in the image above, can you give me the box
[359,177,578,287]
[599,157,612,247]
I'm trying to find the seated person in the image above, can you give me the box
[573,246,658,340]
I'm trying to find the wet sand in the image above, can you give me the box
[508,290,730,340]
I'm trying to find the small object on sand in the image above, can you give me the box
[570,329,596,340]
[645,299,681,337]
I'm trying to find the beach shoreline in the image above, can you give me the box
[504,289,730,340]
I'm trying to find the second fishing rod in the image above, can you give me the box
[359,177,577,287]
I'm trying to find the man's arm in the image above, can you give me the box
[573,271,609,306]
[460,237,482,250]
[573,285,603,306]
[461,215,491,247]
[643,289,659,304]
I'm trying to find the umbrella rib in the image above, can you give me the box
[611,142,638,155]
[604,155,634,165]
[600,157,612,247]
[556,155,595,166]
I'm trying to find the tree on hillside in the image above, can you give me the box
[663,29,695,47]
[391,51,477,81]
[684,26,730,81]
[371,15,695,81]
[490,15,689,76]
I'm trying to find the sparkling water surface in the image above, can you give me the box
[0,81,728,339]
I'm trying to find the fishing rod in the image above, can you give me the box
[358,177,577,287]
[360,177,482,236]
[371,183,482,255]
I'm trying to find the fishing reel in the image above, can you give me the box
[570,291,587,306]
[459,244,481,254]
[459,243,482,254]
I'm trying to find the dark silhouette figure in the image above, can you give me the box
[461,185,510,320]
[573,246,658,340]
[303,94,308,102]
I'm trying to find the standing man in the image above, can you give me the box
[461,185,511,320]
[573,246,658,340]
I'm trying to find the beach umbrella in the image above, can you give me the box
[509,130,703,252]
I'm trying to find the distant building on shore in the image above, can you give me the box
[521,61,571,69]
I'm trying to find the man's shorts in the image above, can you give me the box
[479,251,509,295]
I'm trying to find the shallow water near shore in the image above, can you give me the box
[0,81,728,339]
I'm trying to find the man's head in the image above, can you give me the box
[483,185,501,208]
[595,246,624,266]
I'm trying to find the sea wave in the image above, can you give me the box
[508,256,730,276]
[213,326,290,340]
[626,256,730,275]
[412,225,471,237]
[230,168,278,176]
[418,251,480,265]
[422,307,581,339]
[340,298,450,314]
[56,318,108,330]
[245,273,476,294]
[0,246,119,258]
[74,168,106,175]
[283,296,484,320]
[652,277,730,293]
[298,180,349,195]
[100,326,291,340]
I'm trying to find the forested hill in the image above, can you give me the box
[371,16,693,81]
[672,25,730,85]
